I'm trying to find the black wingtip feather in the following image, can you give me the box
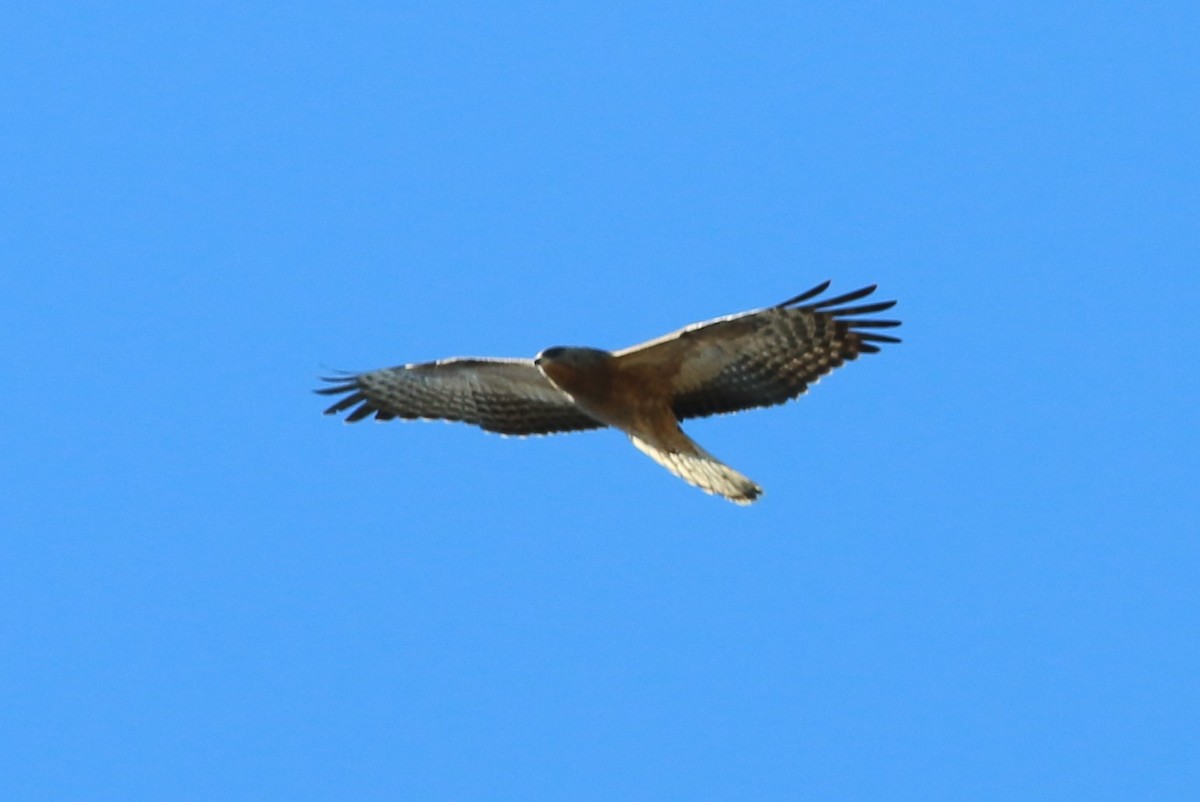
[315,372,362,392]
[857,332,902,344]
[315,382,359,396]
[806,284,879,310]
[828,299,897,317]
[344,403,376,422]
[849,319,902,328]
[776,280,832,308]
[322,392,367,415]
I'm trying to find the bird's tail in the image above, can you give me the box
[630,431,763,505]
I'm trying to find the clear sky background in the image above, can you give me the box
[3,3,1198,800]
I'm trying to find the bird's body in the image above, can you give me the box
[318,281,900,504]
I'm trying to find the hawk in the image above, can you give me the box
[317,281,900,504]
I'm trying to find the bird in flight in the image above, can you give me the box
[317,281,900,504]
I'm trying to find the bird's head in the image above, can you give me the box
[534,346,611,369]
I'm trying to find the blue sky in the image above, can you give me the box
[3,3,1198,799]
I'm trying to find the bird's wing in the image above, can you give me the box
[316,357,606,436]
[613,281,901,420]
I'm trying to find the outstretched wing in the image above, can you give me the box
[615,281,901,420]
[316,358,606,436]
